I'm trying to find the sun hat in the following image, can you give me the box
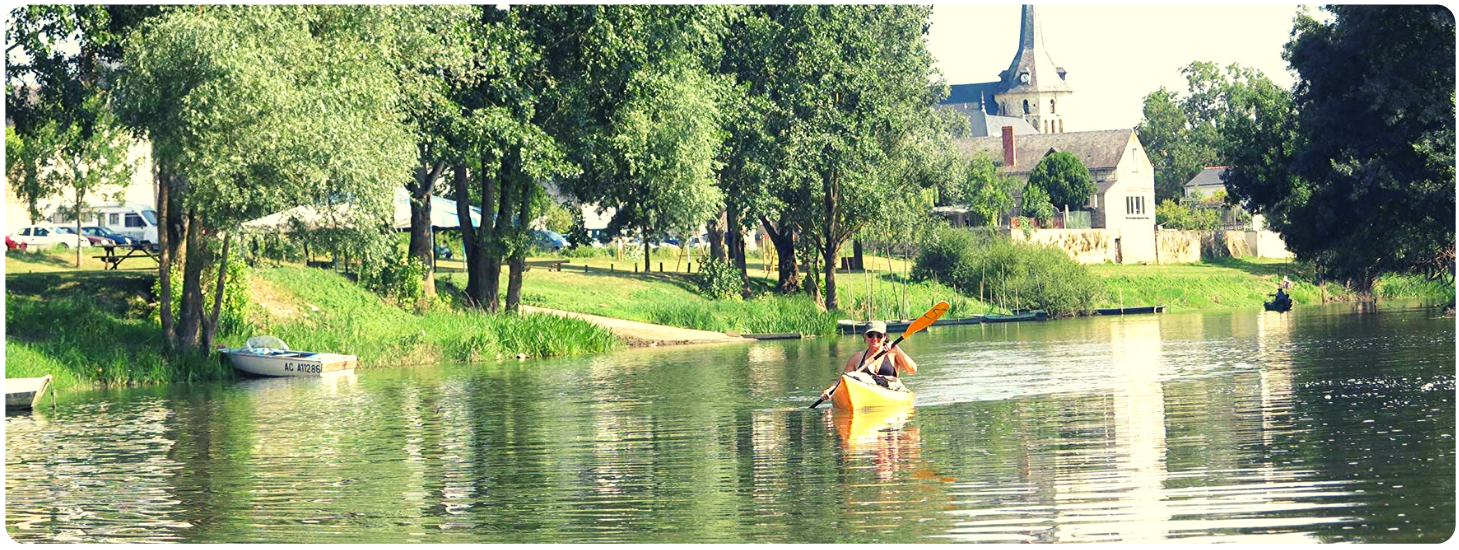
[864,321,888,335]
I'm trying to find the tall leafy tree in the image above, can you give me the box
[1223,5,1455,294]
[771,5,948,310]
[115,6,417,350]
[1026,151,1095,211]
[1135,62,1283,203]
[42,96,136,267]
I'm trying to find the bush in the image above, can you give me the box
[151,258,254,331]
[361,253,428,309]
[1156,200,1222,231]
[913,228,1100,316]
[696,257,742,300]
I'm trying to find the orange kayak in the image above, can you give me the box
[831,372,915,411]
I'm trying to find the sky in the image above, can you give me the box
[926,4,1304,132]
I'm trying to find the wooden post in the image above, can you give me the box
[659,262,663,273]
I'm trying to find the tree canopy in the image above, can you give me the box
[1026,151,1095,211]
[1222,5,1455,292]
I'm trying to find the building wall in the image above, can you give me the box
[1154,229,1293,263]
[1100,135,1156,263]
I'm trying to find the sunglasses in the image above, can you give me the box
[864,332,885,339]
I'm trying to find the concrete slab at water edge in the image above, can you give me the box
[519,305,751,347]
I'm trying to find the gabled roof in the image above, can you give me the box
[1184,166,1228,188]
[955,129,1133,174]
[938,103,1039,137]
[942,81,1002,115]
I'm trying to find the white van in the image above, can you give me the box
[47,202,160,247]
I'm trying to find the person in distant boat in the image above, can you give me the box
[1282,275,1293,289]
[821,321,917,400]
[1275,286,1289,304]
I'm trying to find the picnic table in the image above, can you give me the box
[94,244,160,270]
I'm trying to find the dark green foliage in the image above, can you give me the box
[1026,151,1096,210]
[1155,200,1222,231]
[151,260,254,332]
[696,257,743,300]
[1019,181,1056,222]
[361,254,429,309]
[913,228,1101,316]
[1224,5,1455,293]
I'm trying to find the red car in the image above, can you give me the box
[5,235,27,252]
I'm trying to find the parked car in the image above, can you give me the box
[81,225,139,247]
[532,229,567,252]
[10,225,90,249]
[52,226,113,246]
[5,235,27,252]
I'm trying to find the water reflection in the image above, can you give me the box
[6,303,1452,543]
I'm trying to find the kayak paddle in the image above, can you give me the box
[809,300,951,409]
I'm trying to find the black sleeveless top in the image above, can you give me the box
[857,351,897,377]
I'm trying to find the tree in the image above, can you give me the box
[1019,181,1056,223]
[1026,151,1095,211]
[1223,5,1456,295]
[768,5,949,310]
[944,153,1020,227]
[1136,87,1209,202]
[1134,62,1285,203]
[43,96,135,267]
[115,6,418,351]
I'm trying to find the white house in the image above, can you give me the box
[957,127,1158,263]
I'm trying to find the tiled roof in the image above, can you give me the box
[955,129,1133,173]
[1184,166,1228,188]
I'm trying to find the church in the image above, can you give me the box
[939,5,1158,264]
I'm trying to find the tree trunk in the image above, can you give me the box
[506,149,533,313]
[409,161,444,298]
[157,170,176,351]
[726,206,751,298]
[202,231,230,348]
[165,175,187,267]
[177,213,208,349]
[73,209,82,268]
[708,207,727,263]
[761,217,801,294]
[823,240,841,312]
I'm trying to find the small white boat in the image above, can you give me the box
[6,375,52,411]
[220,336,357,377]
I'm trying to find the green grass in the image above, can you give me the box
[440,253,991,335]
[1086,257,1449,310]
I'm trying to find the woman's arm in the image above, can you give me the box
[892,346,918,374]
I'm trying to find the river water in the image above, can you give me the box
[6,302,1453,543]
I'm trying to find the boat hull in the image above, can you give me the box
[6,375,52,411]
[1264,300,1292,312]
[222,349,357,377]
[831,373,914,411]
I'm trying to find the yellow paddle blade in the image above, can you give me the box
[902,301,950,338]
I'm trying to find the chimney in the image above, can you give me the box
[1001,125,1017,167]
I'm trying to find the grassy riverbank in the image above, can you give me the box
[5,251,619,391]
[6,247,1450,391]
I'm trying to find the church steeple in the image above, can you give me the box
[995,5,1074,133]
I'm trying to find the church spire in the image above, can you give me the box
[995,4,1073,133]
[1000,5,1071,93]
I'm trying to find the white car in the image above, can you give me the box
[10,225,91,249]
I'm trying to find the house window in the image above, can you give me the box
[1050,99,1056,114]
[1058,120,1064,133]
[109,213,120,225]
[125,213,145,228]
[1126,196,1146,216]
[1023,100,1030,114]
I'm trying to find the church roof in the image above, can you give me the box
[998,5,1072,95]
[955,129,1133,173]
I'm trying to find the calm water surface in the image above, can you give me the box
[6,302,1453,543]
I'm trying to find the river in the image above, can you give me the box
[5,301,1453,543]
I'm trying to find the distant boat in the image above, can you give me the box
[836,316,982,334]
[6,375,52,411]
[1264,297,1293,312]
[220,336,357,377]
[983,310,1048,323]
[1095,305,1165,315]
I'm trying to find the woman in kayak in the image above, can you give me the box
[820,321,918,401]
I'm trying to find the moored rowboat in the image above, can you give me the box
[6,375,52,411]
[831,372,914,411]
[220,336,357,377]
